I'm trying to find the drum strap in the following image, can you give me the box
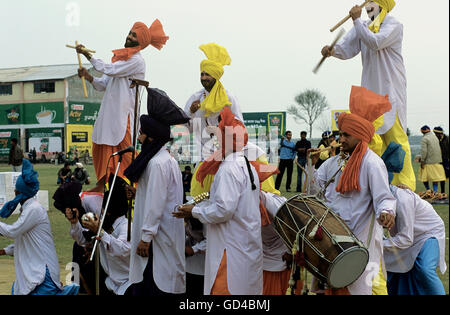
[243,156,257,191]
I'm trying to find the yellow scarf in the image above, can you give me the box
[199,43,232,117]
[368,0,396,33]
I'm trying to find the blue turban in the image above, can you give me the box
[381,142,405,184]
[0,159,40,218]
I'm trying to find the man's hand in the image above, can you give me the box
[172,204,194,219]
[321,45,334,58]
[307,148,321,166]
[185,246,195,257]
[65,208,79,224]
[75,44,92,60]
[379,212,395,230]
[137,240,150,257]
[190,100,201,114]
[125,185,136,200]
[78,67,93,83]
[349,5,362,21]
[282,252,293,270]
[420,161,425,169]
[81,215,100,234]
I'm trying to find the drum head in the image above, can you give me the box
[327,247,369,288]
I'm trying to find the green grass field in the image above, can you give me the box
[0,161,448,295]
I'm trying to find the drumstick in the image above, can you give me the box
[309,143,342,155]
[313,28,345,74]
[66,44,96,54]
[330,0,371,32]
[74,40,88,98]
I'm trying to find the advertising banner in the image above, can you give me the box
[243,112,286,140]
[68,101,100,125]
[0,129,19,156]
[23,102,64,125]
[66,124,93,155]
[26,128,63,153]
[331,110,350,132]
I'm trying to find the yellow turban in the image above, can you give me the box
[369,0,396,33]
[199,43,232,117]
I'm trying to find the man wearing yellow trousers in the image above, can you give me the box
[185,43,279,197]
[321,0,416,191]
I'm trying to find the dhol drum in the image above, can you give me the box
[273,194,369,289]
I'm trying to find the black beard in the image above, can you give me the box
[125,40,139,48]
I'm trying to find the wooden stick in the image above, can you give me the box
[309,143,342,155]
[75,41,88,98]
[66,44,96,54]
[313,28,345,74]
[330,0,371,32]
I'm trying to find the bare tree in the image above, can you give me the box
[287,89,329,139]
[316,113,332,134]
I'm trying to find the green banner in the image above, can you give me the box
[23,102,64,125]
[68,101,100,125]
[0,129,19,156]
[0,104,22,125]
[243,112,286,140]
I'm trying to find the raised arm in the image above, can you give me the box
[353,17,403,51]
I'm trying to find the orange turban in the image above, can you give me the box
[133,19,169,50]
[112,19,169,63]
[196,107,278,226]
[336,86,391,194]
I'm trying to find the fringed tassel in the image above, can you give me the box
[294,251,306,267]
[308,224,323,241]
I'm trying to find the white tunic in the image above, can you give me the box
[315,150,397,295]
[384,186,447,274]
[192,151,263,295]
[333,15,406,134]
[90,53,145,146]
[260,191,289,272]
[127,148,186,294]
[184,89,244,161]
[0,199,63,295]
[70,216,131,295]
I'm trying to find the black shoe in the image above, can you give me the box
[286,189,291,192]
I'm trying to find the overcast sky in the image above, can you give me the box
[1,0,448,138]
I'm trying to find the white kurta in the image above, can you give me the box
[260,191,289,272]
[315,150,397,295]
[184,89,244,161]
[0,199,62,295]
[192,151,263,295]
[384,186,447,274]
[127,148,186,294]
[333,15,406,134]
[70,216,131,295]
[90,53,145,146]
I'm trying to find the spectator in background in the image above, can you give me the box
[83,149,90,165]
[57,162,72,185]
[315,131,333,169]
[182,166,193,194]
[275,131,296,192]
[31,148,37,164]
[71,162,91,186]
[8,138,23,172]
[294,131,311,192]
[418,126,446,193]
[433,127,449,194]
[74,149,80,164]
